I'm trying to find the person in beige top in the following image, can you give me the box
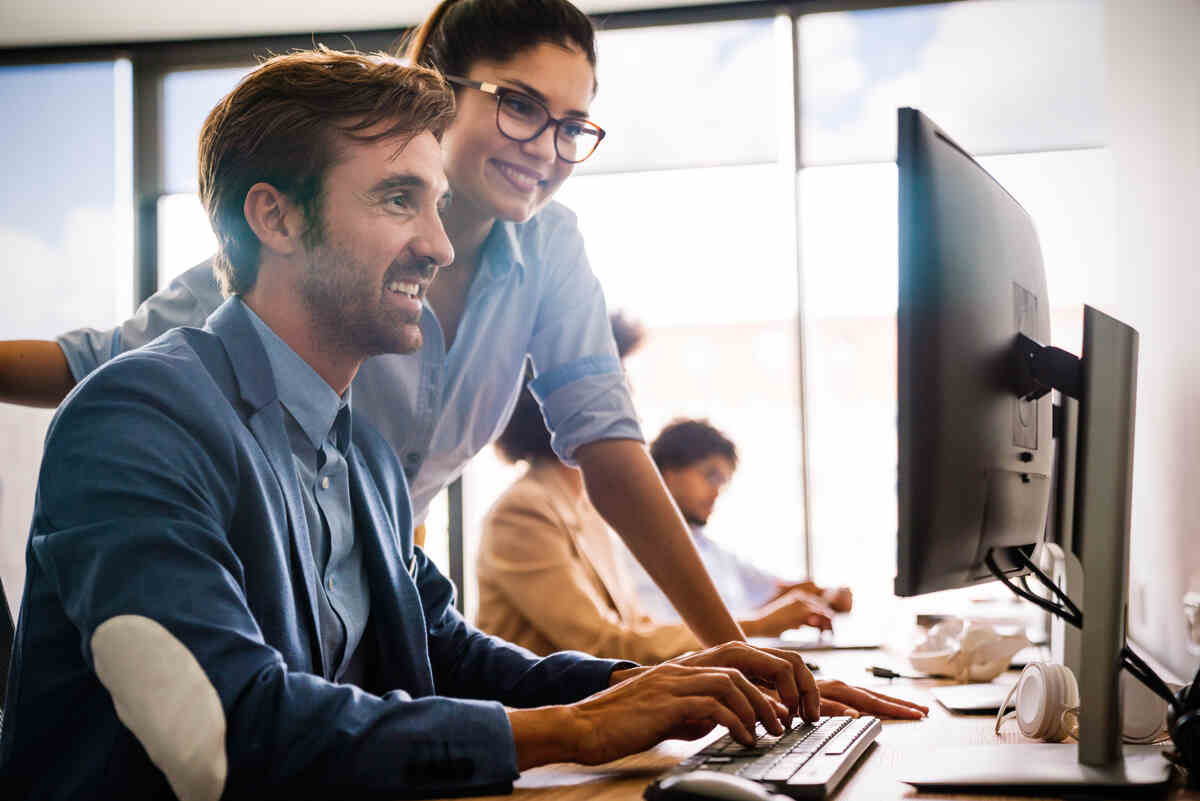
[476,315,835,665]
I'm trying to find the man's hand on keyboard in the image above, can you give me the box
[564,661,792,764]
[815,679,929,719]
[665,641,821,724]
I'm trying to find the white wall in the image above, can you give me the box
[1106,0,1200,681]
[0,0,744,48]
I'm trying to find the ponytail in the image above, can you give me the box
[401,0,461,67]
[399,0,596,78]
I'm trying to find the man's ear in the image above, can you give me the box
[243,183,303,258]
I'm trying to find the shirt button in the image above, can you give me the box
[320,476,330,490]
[405,452,420,464]
[327,576,335,591]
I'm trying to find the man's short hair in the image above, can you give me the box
[198,46,455,295]
[650,419,738,472]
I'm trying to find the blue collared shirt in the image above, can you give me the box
[243,302,369,683]
[57,202,642,523]
[627,524,779,620]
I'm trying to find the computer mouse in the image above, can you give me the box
[649,770,789,801]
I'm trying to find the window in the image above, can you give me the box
[0,60,133,614]
[158,66,252,286]
[798,0,1110,615]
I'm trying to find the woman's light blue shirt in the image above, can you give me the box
[57,202,642,522]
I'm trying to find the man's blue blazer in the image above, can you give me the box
[0,298,628,800]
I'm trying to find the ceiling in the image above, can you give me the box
[0,0,750,50]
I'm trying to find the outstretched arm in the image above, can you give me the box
[0,340,74,407]
[575,438,745,647]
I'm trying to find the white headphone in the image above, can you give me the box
[995,662,1173,744]
[995,662,1079,742]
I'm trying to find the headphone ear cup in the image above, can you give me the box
[1051,664,1080,741]
[1013,663,1078,742]
[1056,661,1084,743]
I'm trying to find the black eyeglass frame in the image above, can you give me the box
[444,74,606,164]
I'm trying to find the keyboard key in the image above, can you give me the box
[823,717,875,755]
[763,761,803,782]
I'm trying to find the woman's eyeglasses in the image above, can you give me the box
[445,75,606,164]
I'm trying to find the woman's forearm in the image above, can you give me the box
[0,340,75,408]
[575,439,745,647]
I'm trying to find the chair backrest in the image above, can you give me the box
[0,575,12,724]
[0,477,12,719]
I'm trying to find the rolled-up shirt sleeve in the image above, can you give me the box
[526,213,642,465]
[55,258,224,382]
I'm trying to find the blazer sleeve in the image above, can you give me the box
[477,484,703,665]
[27,350,521,799]
[416,544,635,708]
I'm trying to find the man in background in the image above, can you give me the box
[631,418,853,623]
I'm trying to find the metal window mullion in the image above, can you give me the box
[448,477,465,614]
[779,6,816,580]
[132,56,165,307]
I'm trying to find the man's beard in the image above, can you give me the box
[299,238,423,359]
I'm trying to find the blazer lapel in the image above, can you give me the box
[205,298,328,675]
[347,447,435,696]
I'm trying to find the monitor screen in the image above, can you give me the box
[895,107,1054,597]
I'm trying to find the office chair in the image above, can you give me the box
[0,574,11,730]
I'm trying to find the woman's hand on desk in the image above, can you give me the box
[816,680,929,720]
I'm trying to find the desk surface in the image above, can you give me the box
[434,649,1197,801]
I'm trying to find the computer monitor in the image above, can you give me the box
[894,107,1053,598]
[893,108,1169,792]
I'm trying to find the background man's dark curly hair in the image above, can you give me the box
[649,419,738,473]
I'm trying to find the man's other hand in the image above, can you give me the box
[817,680,928,719]
[566,659,792,764]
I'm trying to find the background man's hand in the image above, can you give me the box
[773,581,854,613]
[742,589,834,636]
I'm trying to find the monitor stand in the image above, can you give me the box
[902,307,1173,794]
[902,744,1171,792]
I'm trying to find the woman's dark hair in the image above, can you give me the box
[494,368,555,465]
[496,311,643,464]
[650,419,739,473]
[402,0,597,78]
[609,309,646,360]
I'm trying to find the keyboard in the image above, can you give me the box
[645,715,880,800]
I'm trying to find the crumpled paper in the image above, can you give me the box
[909,617,1030,683]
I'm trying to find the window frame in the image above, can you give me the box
[0,0,962,610]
